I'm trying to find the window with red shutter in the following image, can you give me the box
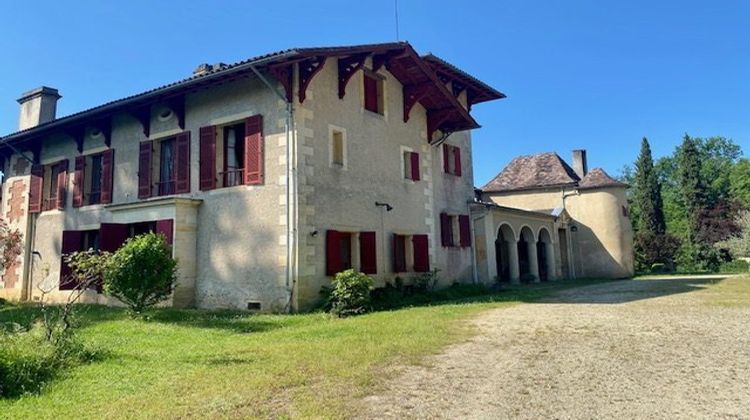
[413,234,430,272]
[359,231,377,274]
[459,215,471,247]
[156,219,174,246]
[443,144,451,174]
[28,164,43,214]
[59,230,83,290]
[55,160,68,210]
[199,126,217,190]
[410,152,420,181]
[100,149,114,204]
[363,73,380,114]
[73,156,85,208]
[138,141,153,198]
[440,212,453,247]
[244,115,263,185]
[175,132,190,194]
[326,230,341,276]
[393,234,406,273]
[453,146,462,177]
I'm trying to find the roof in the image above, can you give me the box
[0,41,502,149]
[471,200,557,219]
[481,152,580,192]
[481,152,627,193]
[422,54,505,104]
[577,168,628,189]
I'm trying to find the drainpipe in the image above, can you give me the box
[249,64,297,312]
[467,200,481,284]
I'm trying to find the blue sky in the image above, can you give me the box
[1,1,748,185]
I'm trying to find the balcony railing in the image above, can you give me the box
[157,180,176,196]
[220,169,245,188]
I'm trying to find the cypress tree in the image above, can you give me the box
[678,134,707,244]
[634,137,666,234]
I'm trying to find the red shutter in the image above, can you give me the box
[99,223,129,253]
[199,126,217,191]
[453,146,462,177]
[73,156,85,208]
[244,115,264,185]
[443,144,450,173]
[326,230,342,276]
[440,212,452,247]
[138,141,153,199]
[156,219,174,246]
[100,149,114,204]
[393,234,406,272]
[175,132,191,194]
[59,230,83,290]
[410,152,420,181]
[55,160,68,210]
[28,164,44,214]
[459,215,471,247]
[413,234,430,273]
[363,74,378,113]
[359,231,377,274]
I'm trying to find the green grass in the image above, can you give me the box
[0,278,612,419]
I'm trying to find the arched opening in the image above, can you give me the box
[495,224,515,283]
[537,228,554,281]
[518,226,536,281]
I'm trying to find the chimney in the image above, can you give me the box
[17,86,61,130]
[572,149,588,178]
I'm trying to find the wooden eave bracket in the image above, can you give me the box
[338,53,369,99]
[166,96,186,130]
[371,49,408,73]
[402,82,432,123]
[268,63,294,103]
[298,56,326,103]
[65,125,87,154]
[426,108,455,144]
[131,106,151,138]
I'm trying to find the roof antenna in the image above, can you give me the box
[394,0,400,40]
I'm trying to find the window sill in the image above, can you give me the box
[363,108,386,120]
[77,204,106,211]
[205,184,262,196]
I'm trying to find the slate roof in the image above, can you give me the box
[481,152,626,193]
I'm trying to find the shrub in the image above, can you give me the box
[413,269,440,292]
[328,269,373,317]
[650,263,668,274]
[104,233,178,315]
[0,327,95,398]
[719,259,749,274]
[634,231,681,272]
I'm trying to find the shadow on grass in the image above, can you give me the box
[145,309,288,334]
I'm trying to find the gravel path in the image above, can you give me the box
[359,276,750,419]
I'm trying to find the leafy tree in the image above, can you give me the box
[716,210,750,258]
[633,138,666,234]
[730,158,750,208]
[103,233,178,315]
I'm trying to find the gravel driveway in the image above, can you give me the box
[359,276,750,419]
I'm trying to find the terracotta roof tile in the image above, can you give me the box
[481,152,580,192]
[577,167,628,189]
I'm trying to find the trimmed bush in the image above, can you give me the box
[104,232,178,315]
[328,269,373,317]
[719,259,749,274]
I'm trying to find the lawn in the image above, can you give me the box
[0,279,612,419]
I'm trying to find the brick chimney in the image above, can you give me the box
[17,86,61,130]
[572,149,588,179]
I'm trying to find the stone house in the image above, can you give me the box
[472,150,634,283]
[0,42,505,311]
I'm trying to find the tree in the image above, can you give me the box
[103,233,177,315]
[716,211,750,258]
[633,137,666,234]
[730,158,750,208]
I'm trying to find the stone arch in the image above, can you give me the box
[536,227,555,281]
[495,223,517,283]
[518,226,536,280]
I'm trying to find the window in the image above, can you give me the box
[443,144,462,177]
[73,150,114,207]
[440,213,471,248]
[326,230,377,275]
[138,132,190,199]
[222,123,246,187]
[60,229,99,291]
[28,160,67,213]
[392,233,429,273]
[403,150,420,181]
[363,72,384,115]
[332,130,345,167]
[199,115,263,191]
